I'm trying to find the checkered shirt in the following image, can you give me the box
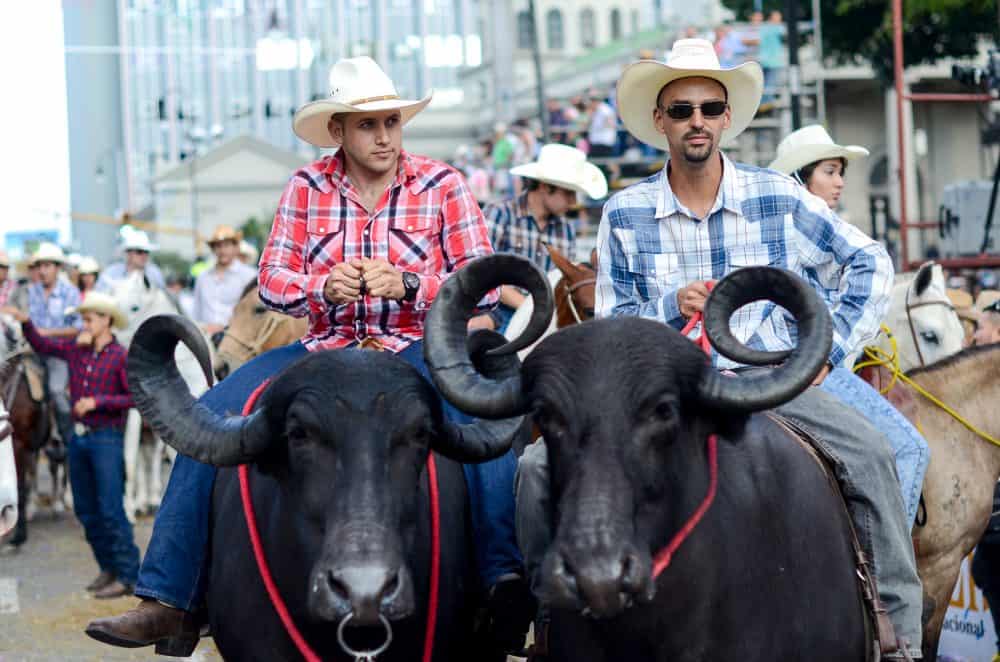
[595,153,894,369]
[485,192,576,272]
[27,279,82,330]
[23,321,132,430]
[259,150,498,353]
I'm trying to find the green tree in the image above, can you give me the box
[239,216,272,251]
[721,0,998,82]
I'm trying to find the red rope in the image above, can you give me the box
[237,379,440,662]
[651,284,719,579]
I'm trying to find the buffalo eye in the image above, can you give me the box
[919,330,940,345]
[533,406,566,440]
[286,423,310,445]
[651,400,676,425]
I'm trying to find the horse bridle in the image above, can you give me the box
[218,313,287,365]
[559,277,596,324]
[903,288,955,368]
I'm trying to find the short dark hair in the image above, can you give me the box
[797,157,848,185]
[523,179,565,194]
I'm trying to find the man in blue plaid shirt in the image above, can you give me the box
[516,39,923,659]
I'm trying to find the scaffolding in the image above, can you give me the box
[891,0,1000,270]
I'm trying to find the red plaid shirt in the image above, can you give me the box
[22,322,132,430]
[259,150,498,353]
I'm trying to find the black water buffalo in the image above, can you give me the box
[126,298,551,660]
[424,256,872,662]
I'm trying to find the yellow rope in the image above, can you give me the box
[856,325,1000,447]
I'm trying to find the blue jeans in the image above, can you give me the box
[68,428,140,585]
[820,367,930,528]
[136,340,521,610]
[493,304,517,335]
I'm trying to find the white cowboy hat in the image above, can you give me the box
[67,291,127,329]
[239,240,259,264]
[617,38,763,151]
[121,229,158,253]
[31,242,66,265]
[77,256,100,275]
[292,56,433,148]
[510,144,609,200]
[768,124,870,175]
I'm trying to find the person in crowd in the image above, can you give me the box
[518,38,923,659]
[756,10,784,104]
[96,229,165,292]
[238,240,259,266]
[972,291,1000,346]
[76,257,101,296]
[473,143,608,332]
[86,55,530,657]
[3,292,140,598]
[547,98,568,143]
[492,122,517,197]
[769,123,929,529]
[165,274,196,318]
[191,226,257,335]
[0,251,16,307]
[25,243,81,453]
[586,94,618,159]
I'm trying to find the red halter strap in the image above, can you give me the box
[238,379,441,662]
[651,286,719,579]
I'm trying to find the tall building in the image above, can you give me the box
[63,0,484,260]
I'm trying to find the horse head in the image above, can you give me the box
[876,261,966,372]
[545,244,597,327]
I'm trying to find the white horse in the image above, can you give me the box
[871,261,966,372]
[0,398,16,538]
[111,272,213,519]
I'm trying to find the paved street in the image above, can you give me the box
[0,506,220,662]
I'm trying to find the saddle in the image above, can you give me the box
[766,412,907,662]
[23,358,46,403]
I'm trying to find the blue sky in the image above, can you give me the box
[0,1,71,258]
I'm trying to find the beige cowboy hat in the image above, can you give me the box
[77,256,100,275]
[207,225,242,246]
[768,124,870,175]
[121,229,158,253]
[30,242,66,265]
[239,240,259,264]
[67,292,127,329]
[510,144,609,200]
[293,56,433,148]
[617,38,763,151]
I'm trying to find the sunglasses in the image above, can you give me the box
[660,101,728,121]
[985,299,1000,315]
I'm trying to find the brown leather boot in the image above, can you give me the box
[85,598,200,657]
[92,579,133,600]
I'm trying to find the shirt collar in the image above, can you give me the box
[322,149,430,197]
[655,151,741,220]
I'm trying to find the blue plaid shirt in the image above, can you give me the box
[485,192,576,273]
[27,279,82,331]
[595,153,893,369]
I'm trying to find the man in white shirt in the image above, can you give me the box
[191,226,256,335]
[586,95,618,158]
[96,230,166,292]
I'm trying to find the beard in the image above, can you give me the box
[680,130,715,164]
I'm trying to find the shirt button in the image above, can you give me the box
[318,226,325,232]
[407,225,414,231]
[364,229,370,235]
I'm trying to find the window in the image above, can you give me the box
[609,8,622,41]
[580,8,596,48]
[546,8,564,50]
[517,10,533,49]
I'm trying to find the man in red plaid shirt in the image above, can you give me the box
[89,56,533,657]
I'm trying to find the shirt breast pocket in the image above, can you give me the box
[627,251,679,297]
[389,216,435,272]
[305,215,344,274]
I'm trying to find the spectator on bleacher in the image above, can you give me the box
[713,24,748,68]
[491,122,517,197]
[586,94,618,158]
[473,143,608,333]
[546,98,568,143]
[757,10,785,103]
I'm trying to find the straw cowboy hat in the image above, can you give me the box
[121,229,158,253]
[510,144,609,200]
[617,38,763,151]
[31,242,66,265]
[67,292,127,329]
[769,124,870,175]
[77,256,101,275]
[207,225,242,246]
[293,56,433,148]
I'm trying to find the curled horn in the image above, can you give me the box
[424,255,553,419]
[697,267,832,412]
[128,314,272,466]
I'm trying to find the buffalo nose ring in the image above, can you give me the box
[336,612,393,661]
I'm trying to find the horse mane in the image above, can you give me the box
[240,278,259,300]
[907,343,1000,379]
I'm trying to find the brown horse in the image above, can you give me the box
[545,245,597,328]
[863,346,1000,660]
[213,279,308,380]
[0,352,53,547]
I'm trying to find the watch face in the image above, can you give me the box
[403,272,420,289]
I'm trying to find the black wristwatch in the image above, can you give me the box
[401,272,420,302]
